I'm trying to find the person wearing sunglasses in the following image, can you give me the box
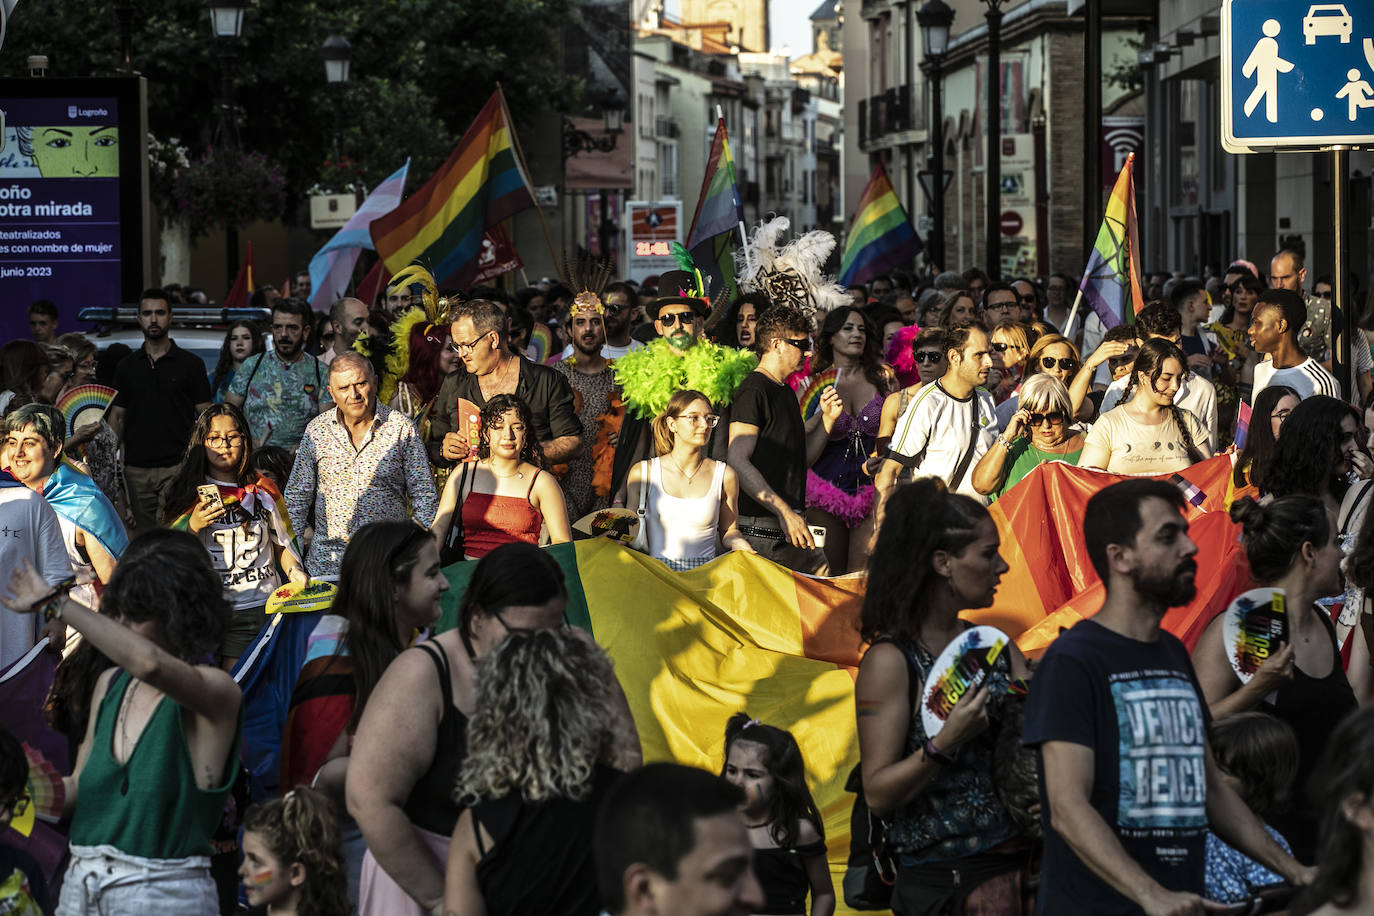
[610,270,757,502]
[998,333,1089,429]
[348,542,640,916]
[870,329,948,478]
[1010,277,1041,324]
[728,304,839,574]
[162,403,305,670]
[972,374,1084,498]
[988,320,1034,405]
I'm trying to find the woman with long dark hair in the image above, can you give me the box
[1193,496,1356,861]
[348,542,640,916]
[210,321,264,404]
[391,321,461,420]
[430,394,571,561]
[1290,706,1374,915]
[798,307,895,573]
[708,292,769,349]
[281,521,450,903]
[1079,338,1212,474]
[161,403,305,670]
[2,530,241,913]
[855,479,1031,912]
[1232,384,1300,493]
[1265,395,1364,515]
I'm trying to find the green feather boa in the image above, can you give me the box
[615,339,758,419]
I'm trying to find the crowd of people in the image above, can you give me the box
[2,242,1374,916]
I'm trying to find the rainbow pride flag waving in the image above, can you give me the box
[838,162,922,287]
[370,88,534,288]
[1077,152,1144,329]
[686,118,745,302]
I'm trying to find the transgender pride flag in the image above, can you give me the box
[308,160,410,311]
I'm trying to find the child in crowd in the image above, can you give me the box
[0,726,49,916]
[1204,713,1297,904]
[239,787,351,916]
[251,445,294,494]
[720,713,835,916]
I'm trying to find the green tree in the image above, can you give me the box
[0,0,580,213]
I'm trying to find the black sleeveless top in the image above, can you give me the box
[472,764,620,916]
[402,641,469,836]
[753,838,827,914]
[1264,606,1356,862]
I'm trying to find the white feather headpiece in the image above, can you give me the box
[735,216,849,317]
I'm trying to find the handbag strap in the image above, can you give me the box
[445,462,473,553]
[946,393,983,491]
[636,460,650,518]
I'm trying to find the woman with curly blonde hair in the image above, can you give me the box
[443,627,625,915]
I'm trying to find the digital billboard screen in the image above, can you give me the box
[0,77,147,340]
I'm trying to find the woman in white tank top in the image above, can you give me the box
[624,389,755,570]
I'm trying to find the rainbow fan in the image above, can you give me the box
[12,743,64,837]
[797,368,839,420]
[55,384,116,438]
[528,323,555,365]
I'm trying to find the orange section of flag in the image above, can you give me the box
[224,241,255,308]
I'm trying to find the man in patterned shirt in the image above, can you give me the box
[284,351,438,578]
[227,297,333,451]
[551,290,619,519]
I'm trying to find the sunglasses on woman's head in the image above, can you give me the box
[1040,356,1079,372]
[913,350,943,364]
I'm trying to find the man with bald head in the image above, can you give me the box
[322,297,370,366]
[1269,250,1331,363]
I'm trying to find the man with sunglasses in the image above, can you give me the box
[727,304,839,574]
[427,299,583,468]
[1010,277,1041,324]
[610,270,757,500]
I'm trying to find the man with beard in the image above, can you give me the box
[109,289,214,531]
[557,281,644,361]
[610,271,756,500]
[552,292,620,519]
[1023,480,1312,915]
[227,297,333,451]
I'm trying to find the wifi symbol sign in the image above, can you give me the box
[1103,126,1143,172]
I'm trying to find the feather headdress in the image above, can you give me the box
[735,216,848,318]
[556,253,615,317]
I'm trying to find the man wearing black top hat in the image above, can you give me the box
[609,269,757,502]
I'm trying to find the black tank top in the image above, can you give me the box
[1264,606,1356,862]
[753,838,827,914]
[402,641,469,836]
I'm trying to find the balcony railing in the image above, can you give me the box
[655,116,680,139]
[858,84,922,147]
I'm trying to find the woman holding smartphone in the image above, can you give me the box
[162,403,306,670]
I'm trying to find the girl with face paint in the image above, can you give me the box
[239,787,351,916]
[719,714,836,916]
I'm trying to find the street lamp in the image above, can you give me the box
[321,36,352,163]
[208,0,245,289]
[983,0,1005,280]
[561,89,627,269]
[917,0,954,272]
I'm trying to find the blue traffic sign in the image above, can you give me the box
[1222,0,1374,152]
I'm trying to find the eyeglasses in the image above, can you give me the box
[779,338,813,352]
[1315,289,1333,300]
[385,523,430,570]
[1040,356,1079,372]
[1017,294,1036,304]
[205,434,246,448]
[992,341,1020,352]
[604,302,625,315]
[674,413,719,427]
[657,311,695,328]
[493,608,569,637]
[1027,411,1066,427]
[1272,408,1293,423]
[913,351,943,364]
[76,360,97,372]
[449,334,491,355]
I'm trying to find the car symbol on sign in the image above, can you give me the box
[1304,4,1353,43]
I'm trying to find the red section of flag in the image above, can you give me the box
[356,259,391,307]
[224,241,255,308]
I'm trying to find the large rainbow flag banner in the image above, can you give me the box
[686,118,745,301]
[1077,152,1145,330]
[838,163,923,287]
[432,455,1250,915]
[369,88,534,288]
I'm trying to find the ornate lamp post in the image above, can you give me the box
[321,36,352,163]
[983,0,1005,280]
[562,90,626,267]
[208,0,245,284]
[917,0,954,272]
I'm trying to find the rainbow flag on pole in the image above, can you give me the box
[838,162,922,287]
[686,118,745,300]
[1077,152,1144,329]
[369,88,534,287]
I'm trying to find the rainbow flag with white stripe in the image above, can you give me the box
[369,88,534,287]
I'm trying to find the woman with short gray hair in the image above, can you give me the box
[971,374,1085,498]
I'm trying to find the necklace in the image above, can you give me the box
[489,464,524,480]
[669,454,703,482]
[118,678,140,764]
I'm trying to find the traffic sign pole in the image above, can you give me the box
[1333,146,1351,399]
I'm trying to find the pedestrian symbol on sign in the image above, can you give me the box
[1242,19,1294,123]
